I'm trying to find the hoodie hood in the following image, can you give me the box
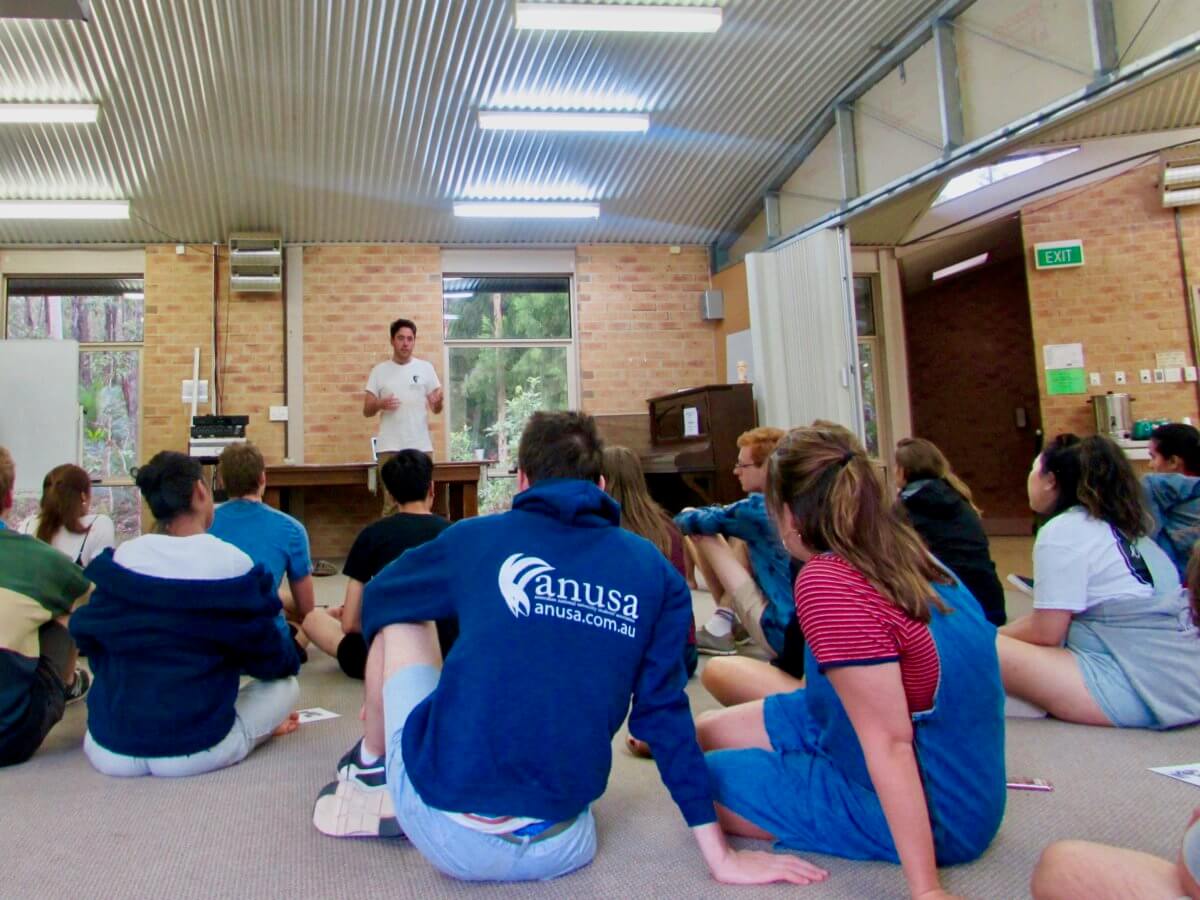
[900,478,967,520]
[511,478,621,529]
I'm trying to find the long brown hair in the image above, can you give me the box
[602,446,675,557]
[895,437,982,515]
[1039,434,1151,539]
[1187,544,1200,632]
[36,463,91,543]
[768,425,949,622]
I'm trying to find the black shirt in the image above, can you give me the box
[344,512,456,653]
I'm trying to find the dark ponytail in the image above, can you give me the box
[132,451,203,525]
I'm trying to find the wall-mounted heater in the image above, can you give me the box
[229,232,282,292]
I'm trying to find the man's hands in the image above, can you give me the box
[708,847,828,886]
[428,387,444,413]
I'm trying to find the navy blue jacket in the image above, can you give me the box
[363,478,715,827]
[71,550,299,758]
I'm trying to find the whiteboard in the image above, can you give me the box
[0,340,80,492]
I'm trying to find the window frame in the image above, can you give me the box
[441,273,580,470]
[852,274,889,462]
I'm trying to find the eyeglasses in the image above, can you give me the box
[733,462,755,470]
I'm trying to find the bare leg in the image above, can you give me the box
[996,635,1111,726]
[1031,840,1181,900]
[363,621,441,758]
[695,700,772,752]
[691,535,755,601]
[702,657,803,707]
[302,609,345,658]
[686,535,729,605]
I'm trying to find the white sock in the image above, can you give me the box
[359,745,382,766]
[704,609,736,637]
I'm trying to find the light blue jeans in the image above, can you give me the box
[84,677,300,777]
[384,665,597,882]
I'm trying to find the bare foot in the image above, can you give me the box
[273,711,301,737]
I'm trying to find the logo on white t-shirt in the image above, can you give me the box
[496,552,640,638]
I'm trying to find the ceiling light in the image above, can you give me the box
[932,252,989,281]
[478,110,650,133]
[1163,187,1200,208]
[453,201,600,219]
[0,200,129,220]
[0,103,99,124]
[514,2,722,33]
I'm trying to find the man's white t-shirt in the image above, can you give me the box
[114,533,253,580]
[1033,506,1157,614]
[365,357,441,453]
[21,512,115,566]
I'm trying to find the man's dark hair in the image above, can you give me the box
[390,318,417,340]
[381,449,434,505]
[517,411,604,484]
[1151,422,1200,476]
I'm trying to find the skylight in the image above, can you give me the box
[934,147,1079,205]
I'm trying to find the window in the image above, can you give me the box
[853,276,884,459]
[4,277,144,542]
[443,276,575,511]
[934,147,1078,205]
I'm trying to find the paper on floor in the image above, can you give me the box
[297,707,341,724]
[1150,764,1200,788]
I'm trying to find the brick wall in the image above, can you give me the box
[904,257,1042,529]
[1022,164,1200,438]
[302,244,444,464]
[576,244,717,413]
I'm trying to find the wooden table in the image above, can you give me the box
[263,461,484,521]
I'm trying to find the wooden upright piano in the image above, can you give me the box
[640,384,757,513]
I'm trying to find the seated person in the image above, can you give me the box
[22,463,115,566]
[210,442,314,656]
[1148,422,1200,476]
[302,450,452,677]
[700,425,1006,900]
[0,447,93,767]
[894,438,1006,626]
[677,427,793,659]
[70,451,301,777]
[312,412,822,889]
[1031,806,1200,899]
[998,434,1200,729]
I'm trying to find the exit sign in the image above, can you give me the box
[1035,240,1084,269]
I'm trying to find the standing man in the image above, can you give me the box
[364,318,443,515]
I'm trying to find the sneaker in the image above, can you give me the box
[696,628,738,656]
[312,779,404,839]
[336,739,387,790]
[1006,574,1034,596]
[64,668,91,704]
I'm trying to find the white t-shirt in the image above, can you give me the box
[113,533,253,580]
[1033,506,1157,614]
[365,357,441,453]
[21,512,115,566]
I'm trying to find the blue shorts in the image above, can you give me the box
[383,665,597,882]
[1069,634,1156,729]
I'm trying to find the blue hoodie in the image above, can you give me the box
[363,478,715,828]
[71,550,300,758]
[1144,473,1200,581]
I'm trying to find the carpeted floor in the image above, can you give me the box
[2,556,1198,899]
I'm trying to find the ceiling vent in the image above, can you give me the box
[229,232,282,293]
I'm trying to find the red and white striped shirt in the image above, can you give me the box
[795,553,940,714]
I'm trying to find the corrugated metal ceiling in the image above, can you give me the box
[0,0,947,245]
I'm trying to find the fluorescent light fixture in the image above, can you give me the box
[122,292,144,300]
[0,103,99,124]
[443,314,461,321]
[1164,164,1200,188]
[0,199,129,220]
[453,201,600,219]
[1163,187,1200,208]
[932,252,989,281]
[443,291,474,300]
[514,2,722,33]
[478,110,650,133]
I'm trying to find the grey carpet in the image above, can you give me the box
[2,587,1197,899]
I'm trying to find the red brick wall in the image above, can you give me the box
[302,244,444,464]
[576,244,717,412]
[904,257,1042,528]
[1022,164,1200,438]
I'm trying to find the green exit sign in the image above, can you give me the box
[1035,240,1084,269]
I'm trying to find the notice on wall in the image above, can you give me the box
[683,406,700,437]
[1047,368,1087,396]
[1043,343,1084,370]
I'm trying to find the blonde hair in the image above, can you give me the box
[895,437,982,515]
[768,425,949,622]
[737,426,785,466]
[602,446,675,557]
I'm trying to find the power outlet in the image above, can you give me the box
[1114,371,1126,385]
[1186,367,1198,383]
[1154,368,1167,383]
[269,405,289,422]
[1088,372,1101,386]
[1139,369,1153,384]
